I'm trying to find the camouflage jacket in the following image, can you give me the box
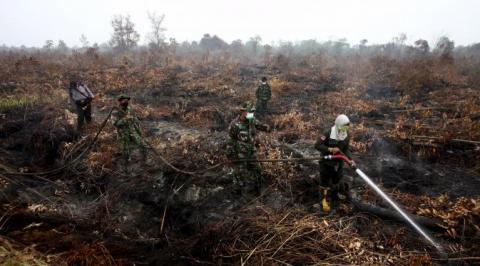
[256,83,271,101]
[113,106,141,136]
[225,116,269,160]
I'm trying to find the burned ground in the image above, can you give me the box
[0,49,480,265]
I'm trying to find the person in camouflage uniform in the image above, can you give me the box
[113,94,147,164]
[255,77,271,115]
[225,102,270,194]
[314,114,356,213]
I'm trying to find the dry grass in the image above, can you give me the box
[208,205,437,265]
[59,241,116,266]
[0,237,56,266]
[1,42,480,265]
[359,186,480,250]
[272,111,312,132]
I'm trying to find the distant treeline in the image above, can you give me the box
[0,12,479,64]
[1,33,480,62]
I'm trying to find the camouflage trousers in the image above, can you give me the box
[255,100,268,115]
[118,130,147,163]
[232,161,263,194]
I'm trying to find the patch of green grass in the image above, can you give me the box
[0,96,39,111]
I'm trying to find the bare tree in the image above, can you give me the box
[168,38,178,54]
[79,34,89,48]
[165,37,178,66]
[43,40,54,50]
[393,33,407,46]
[147,12,166,49]
[109,14,140,52]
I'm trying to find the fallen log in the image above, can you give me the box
[351,199,444,230]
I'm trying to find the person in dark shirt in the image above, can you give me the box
[314,114,356,213]
[68,79,95,131]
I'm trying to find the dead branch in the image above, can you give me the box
[412,135,480,145]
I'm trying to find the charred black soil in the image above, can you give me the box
[1,54,480,265]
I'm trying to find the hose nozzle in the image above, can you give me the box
[324,154,356,169]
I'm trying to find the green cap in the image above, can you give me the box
[117,94,131,100]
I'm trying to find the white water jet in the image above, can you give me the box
[355,168,446,255]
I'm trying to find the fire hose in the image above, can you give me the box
[230,154,445,255]
[0,112,446,255]
[320,154,446,256]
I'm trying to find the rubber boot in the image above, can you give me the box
[320,187,331,213]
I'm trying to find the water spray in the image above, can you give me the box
[325,154,446,255]
[228,155,447,255]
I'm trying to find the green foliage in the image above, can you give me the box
[0,96,39,111]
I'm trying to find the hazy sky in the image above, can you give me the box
[1,0,479,47]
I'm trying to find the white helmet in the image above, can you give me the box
[335,114,350,127]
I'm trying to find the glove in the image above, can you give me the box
[349,160,356,168]
[125,114,135,122]
[329,147,341,154]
